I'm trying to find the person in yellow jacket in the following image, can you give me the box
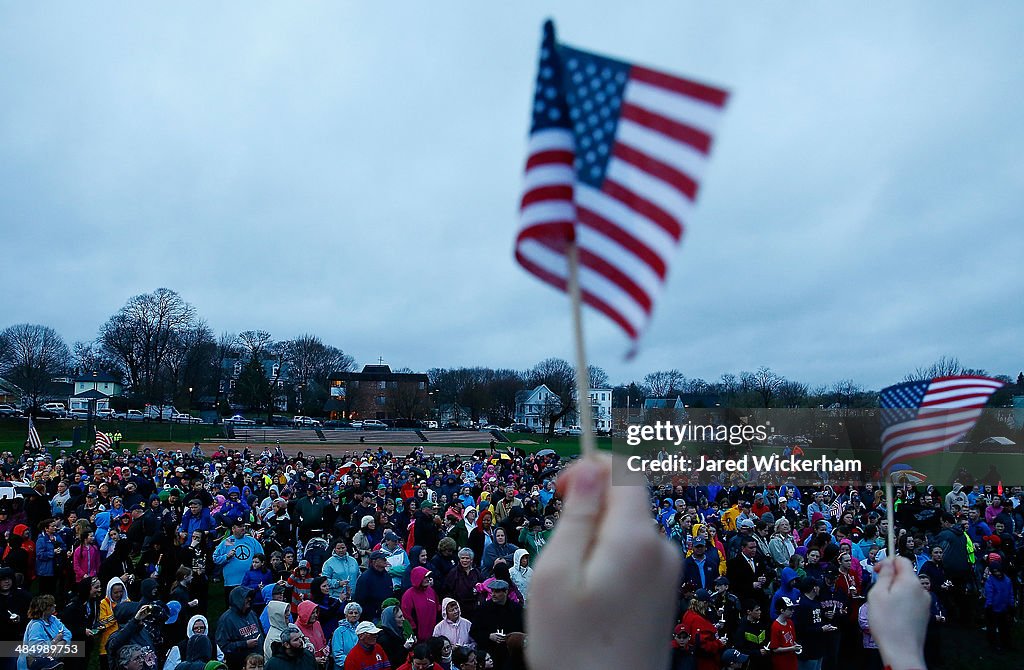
[98,576,130,670]
[721,502,742,533]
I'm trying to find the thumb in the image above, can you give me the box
[534,456,609,585]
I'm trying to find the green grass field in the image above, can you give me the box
[0,417,223,454]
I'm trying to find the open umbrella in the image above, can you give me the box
[536,448,556,457]
[0,481,36,500]
[888,464,927,485]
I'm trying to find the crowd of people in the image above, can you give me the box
[0,438,1017,670]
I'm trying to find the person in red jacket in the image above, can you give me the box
[768,597,800,670]
[679,590,724,670]
[400,567,439,642]
[344,621,391,670]
[394,643,442,670]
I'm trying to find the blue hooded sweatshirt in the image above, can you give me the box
[770,567,802,619]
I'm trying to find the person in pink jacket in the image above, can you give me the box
[73,530,101,582]
[401,566,440,641]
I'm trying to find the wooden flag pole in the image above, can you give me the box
[885,475,896,558]
[566,242,597,459]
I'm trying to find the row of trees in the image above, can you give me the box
[0,289,354,418]
[1,288,1021,424]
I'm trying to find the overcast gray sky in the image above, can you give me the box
[2,2,1021,390]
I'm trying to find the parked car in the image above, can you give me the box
[349,420,364,429]
[323,419,352,429]
[172,413,203,424]
[0,404,24,417]
[363,419,388,430]
[224,414,256,425]
[114,409,147,421]
[425,420,439,429]
[68,409,91,420]
[509,423,533,433]
[292,415,322,427]
[556,425,583,436]
[481,424,503,431]
[95,408,116,419]
[270,415,293,427]
[39,403,68,418]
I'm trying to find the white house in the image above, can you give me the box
[514,384,613,432]
[68,371,122,413]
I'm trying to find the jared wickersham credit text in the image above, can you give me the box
[624,453,864,474]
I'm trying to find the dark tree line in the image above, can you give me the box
[1,290,1020,420]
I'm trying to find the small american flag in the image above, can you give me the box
[515,20,728,353]
[95,430,112,451]
[879,375,1005,472]
[26,416,43,452]
[828,497,843,521]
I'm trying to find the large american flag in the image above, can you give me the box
[515,21,729,353]
[879,375,1005,472]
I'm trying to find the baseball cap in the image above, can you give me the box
[738,519,755,529]
[298,560,310,569]
[778,596,797,609]
[694,589,712,602]
[722,649,749,665]
[383,531,400,542]
[355,622,381,635]
[368,550,387,561]
[693,537,707,546]
[713,576,729,587]
[419,500,436,509]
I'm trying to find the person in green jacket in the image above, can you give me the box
[265,626,317,670]
[295,486,330,544]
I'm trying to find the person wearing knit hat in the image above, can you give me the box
[352,516,377,570]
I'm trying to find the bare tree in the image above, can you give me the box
[741,367,786,408]
[237,330,274,360]
[588,365,610,389]
[0,324,71,410]
[98,288,199,403]
[529,358,576,434]
[643,369,686,397]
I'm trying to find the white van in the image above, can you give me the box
[144,405,181,420]
[40,402,67,417]
[363,419,388,430]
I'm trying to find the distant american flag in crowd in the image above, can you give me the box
[827,497,843,520]
[879,375,1005,472]
[95,430,112,451]
[515,20,729,354]
[26,416,42,451]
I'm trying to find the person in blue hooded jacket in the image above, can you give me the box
[769,567,801,619]
[213,519,264,606]
[216,488,249,527]
[178,499,216,545]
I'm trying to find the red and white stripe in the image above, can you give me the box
[95,430,112,451]
[516,67,728,350]
[881,376,1004,471]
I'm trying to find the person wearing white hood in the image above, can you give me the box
[432,598,474,648]
[944,482,969,513]
[263,600,294,658]
[99,577,130,670]
[509,549,533,603]
[162,615,225,670]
